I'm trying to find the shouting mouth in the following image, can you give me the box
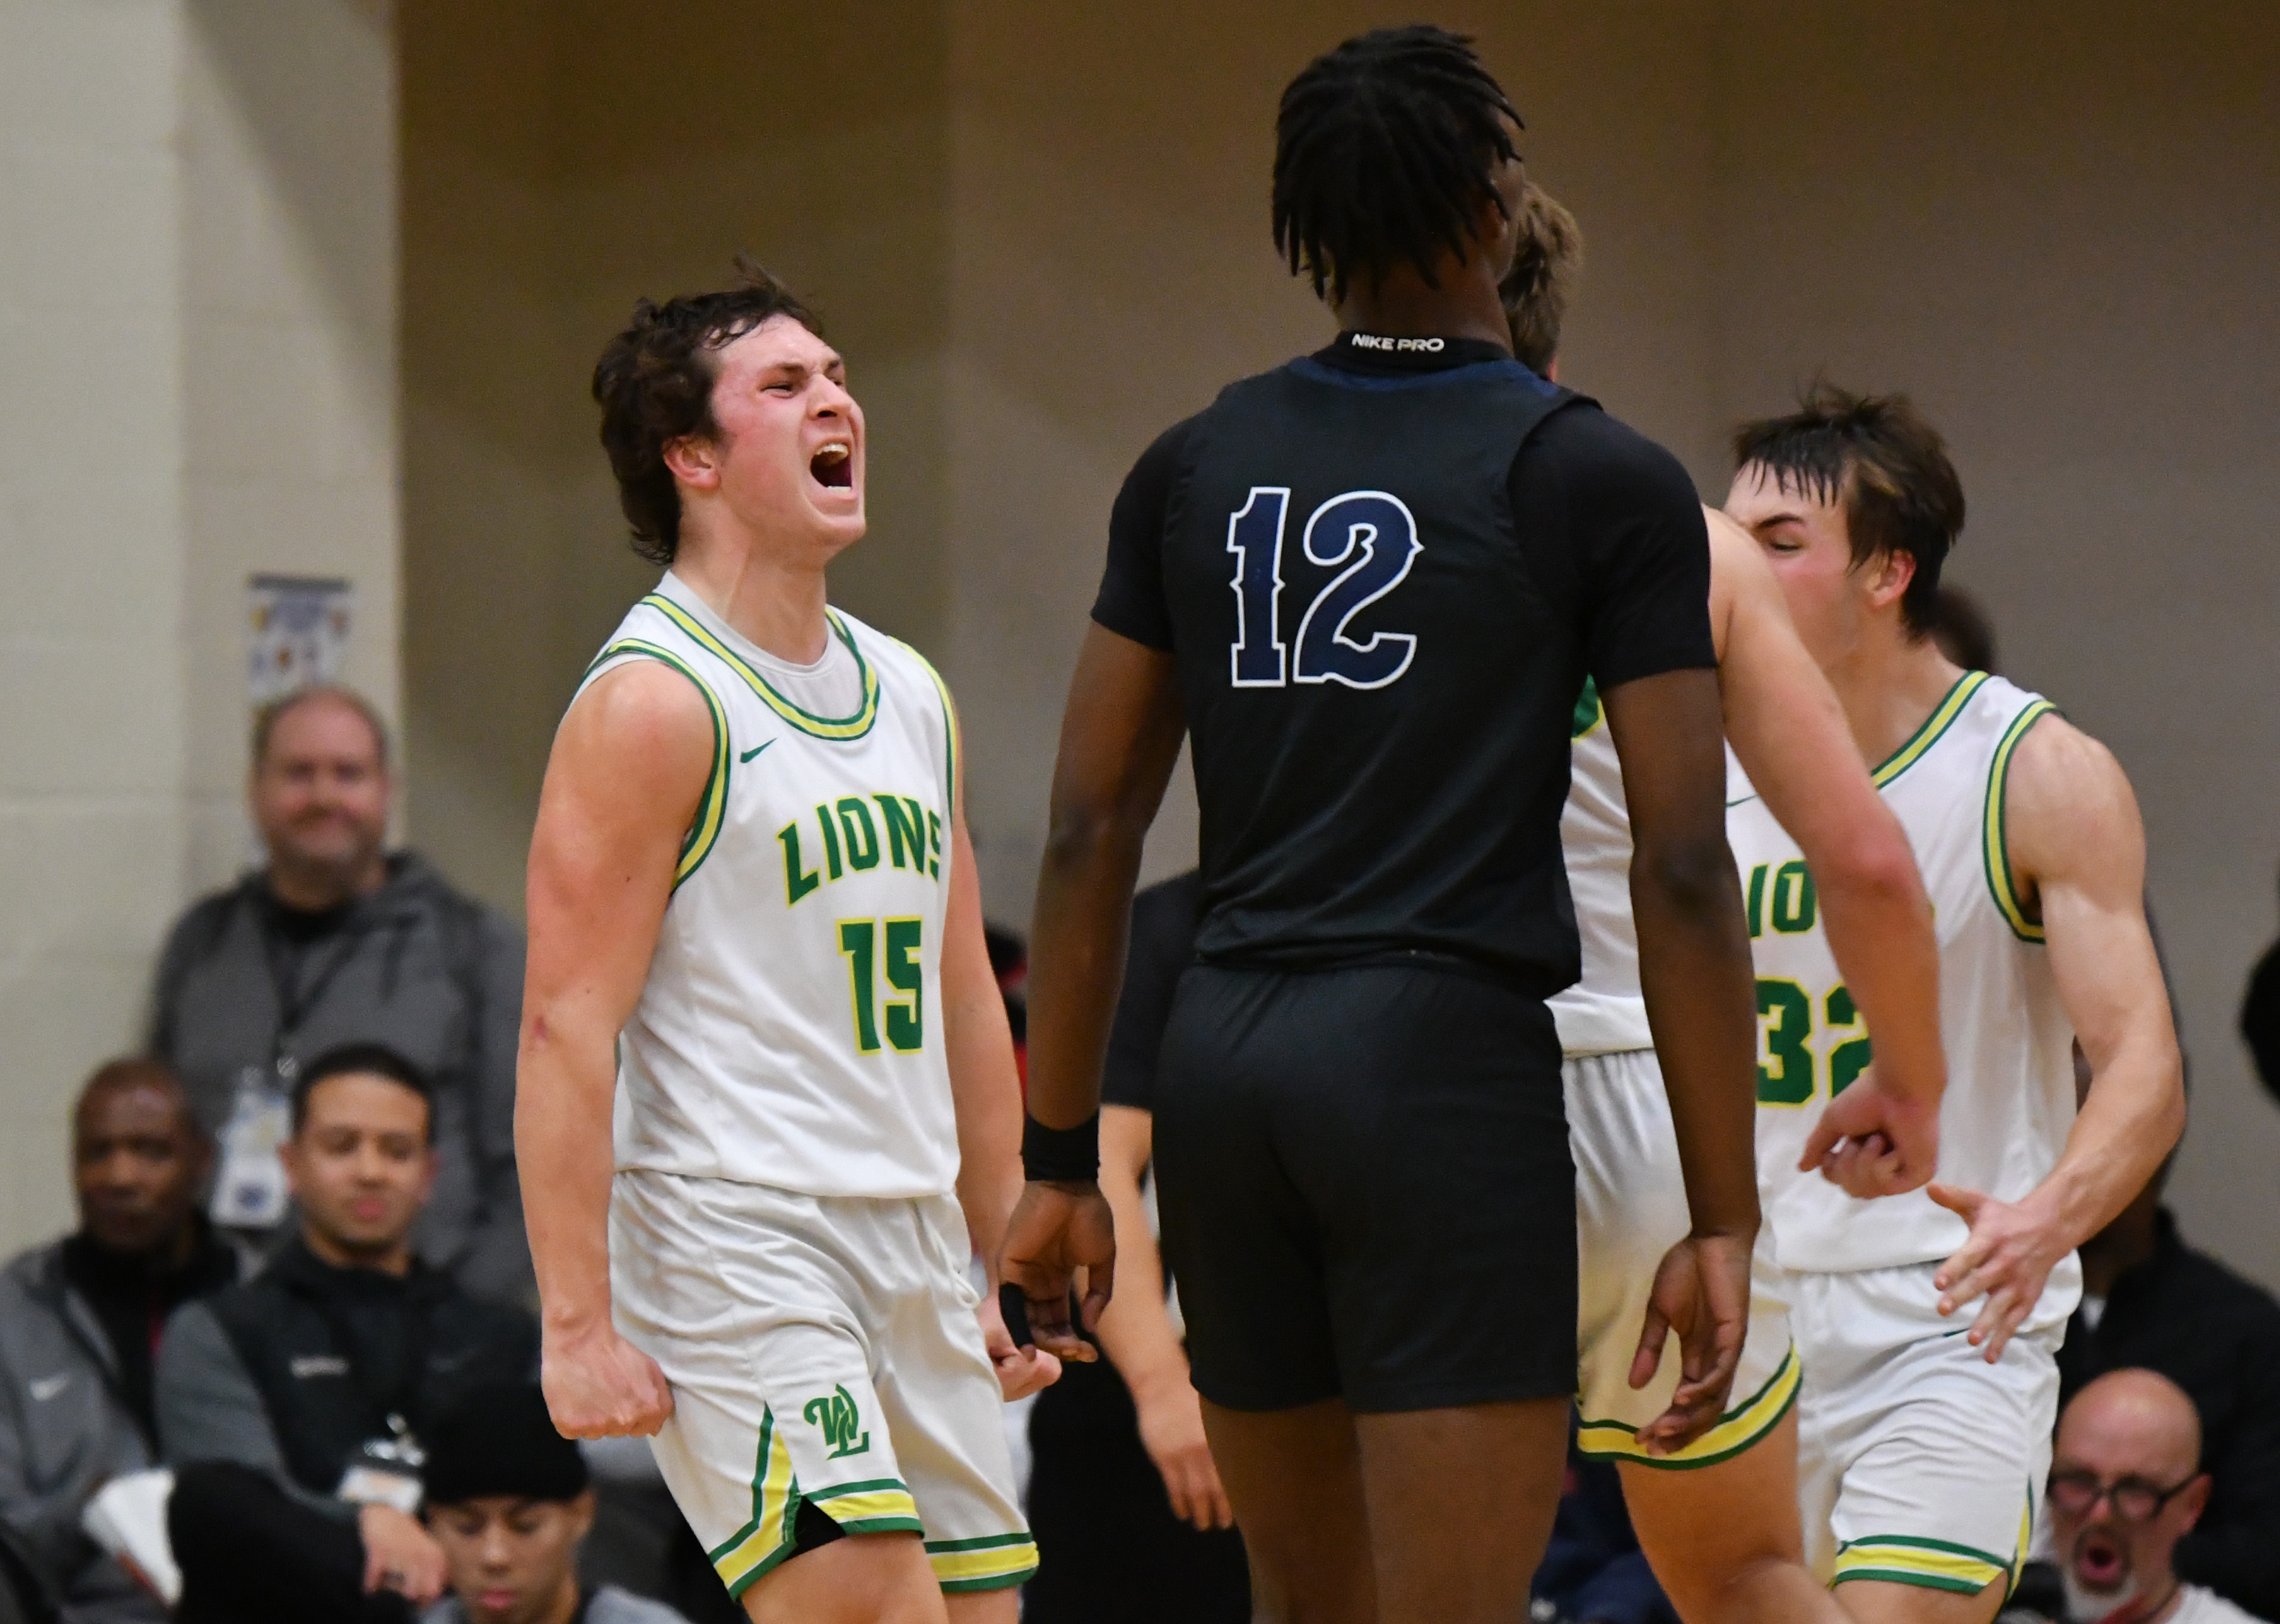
[811,440,853,491]
[2074,1529,2129,1591]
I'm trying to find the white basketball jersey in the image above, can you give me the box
[576,573,962,1199]
[1730,671,2080,1279]
[1551,679,1654,1056]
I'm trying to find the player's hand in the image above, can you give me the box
[1131,1369,1235,1532]
[1630,1230,1751,1455]
[1930,1183,2068,1363]
[978,1285,1063,1401]
[998,1180,1115,1362]
[541,1320,674,1438]
[359,1503,447,1604]
[1801,1068,1941,1198]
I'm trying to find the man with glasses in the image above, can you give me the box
[2048,1369,2266,1624]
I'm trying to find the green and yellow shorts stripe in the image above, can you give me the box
[926,1532,1039,1593]
[1833,1534,2014,1596]
[1576,1342,1802,1469]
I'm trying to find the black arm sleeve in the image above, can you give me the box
[1099,872,1204,1112]
[1089,417,1197,652]
[1514,410,1715,692]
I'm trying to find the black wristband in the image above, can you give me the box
[1021,1112,1101,1183]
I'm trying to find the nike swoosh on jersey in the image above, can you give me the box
[740,740,775,764]
[30,1374,69,1402]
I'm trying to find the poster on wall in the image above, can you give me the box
[247,573,354,705]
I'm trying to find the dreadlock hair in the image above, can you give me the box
[1499,181,1581,373]
[1733,383,1966,639]
[1273,26,1524,305]
[591,259,822,565]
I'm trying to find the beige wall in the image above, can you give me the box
[0,0,396,1251]
[400,0,951,915]
[398,4,2280,1289]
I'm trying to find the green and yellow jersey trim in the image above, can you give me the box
[643,593,881,741]
[1983,699,2058,943]
[1833,1532,2014,1596]
[892,636,960,823]
[710,1407,801,1598]
[1872,670,1991,788]
[1575,1342,1801,1469]
[585,638,731,890]
[925,1531,1039,1593]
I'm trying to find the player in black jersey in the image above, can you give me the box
[1001,28,1761,1623]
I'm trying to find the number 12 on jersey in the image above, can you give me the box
[1227,486,1421,690]
[837,917,923,1054]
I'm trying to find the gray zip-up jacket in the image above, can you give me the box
[0,1245,174,1624]
[147,851,531,1303]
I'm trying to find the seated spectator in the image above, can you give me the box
[2049,1370,2267,1624]
[1024,870,1250,1623]
[0,1059,239,1622]
[2061,1166,2280,1619]
[147,684,531,1300]
[156,1043,538,1623]
[420,1383,688,1624]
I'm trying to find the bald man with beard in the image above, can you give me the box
[2049,1370,2267,1624]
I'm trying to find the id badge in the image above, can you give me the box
[211,1068,292,1229]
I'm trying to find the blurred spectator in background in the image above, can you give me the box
[156,1045,537,1624]
[2060,1156,2280,1620]
[1927,582,2000,673]
[148,685,530,1301]
[1529,1438,1677,1624]
[1022,869,1250,1623]
[0,1060,240,1622]
[2046,1370,2267,1624]
[419,1384,687,1624]
[2237,871,2280,1111]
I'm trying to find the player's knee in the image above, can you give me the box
[741,1526,942,1624]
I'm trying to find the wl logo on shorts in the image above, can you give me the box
[804,1386,871,1459]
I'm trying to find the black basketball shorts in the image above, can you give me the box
[1151,961,1577,1414]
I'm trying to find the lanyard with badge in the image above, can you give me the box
[210,911,366,1229]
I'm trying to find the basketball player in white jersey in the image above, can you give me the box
[517,269,1053,1624]
[1727,386,2184,1623]
[1505,189,1950,1624]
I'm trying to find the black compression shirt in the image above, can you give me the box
[1091,332,1713,994]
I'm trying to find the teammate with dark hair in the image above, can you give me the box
[1003,27,1762,1624]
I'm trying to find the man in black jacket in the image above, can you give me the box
[2060,1164,2280,1620]
[156,1043,537,1623]
[148,685,529,1300]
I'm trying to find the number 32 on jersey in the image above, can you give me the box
[1227,486,1420,690]
[1746,858,1872,1106]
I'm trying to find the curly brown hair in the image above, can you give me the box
[1499,182,1581,374]
[590,261,822,564]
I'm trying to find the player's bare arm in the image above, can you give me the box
[1091,1103,1235,1532]
[1601,664,1760,1452]
[938,716,1063,1403]
[999,625,1186,1361]
[1930,716,2184,1359]
[518,659,711,1438]
[1708,512,1947,1197]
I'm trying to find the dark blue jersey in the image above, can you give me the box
[1094,333,1713,996]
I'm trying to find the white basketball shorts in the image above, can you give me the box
[1567,1049,1800,1467]
[1778,1257,2068,1596]
[609,1169,1035,1600]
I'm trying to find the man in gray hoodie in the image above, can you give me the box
[146,685,530,1301]
[0,1059,241,1622]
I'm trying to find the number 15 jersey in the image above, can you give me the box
[1091,333,1717,996]
[1730,670,2080,1279]
[576,572,961,1200]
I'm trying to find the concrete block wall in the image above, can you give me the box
[0,0,397,1254]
